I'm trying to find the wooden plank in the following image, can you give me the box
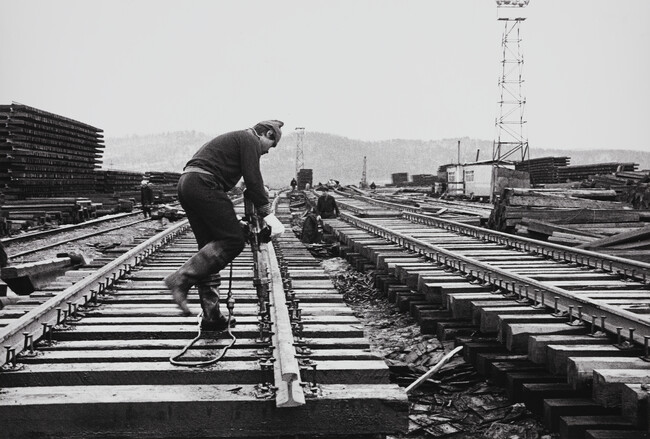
[20,348,377,363]
[39,337,371,351]
[504,323,587,352]
[51,323,365,340]
[593,369,650,408]
[579,226,650,250]
[0,384,408,439]
[567,357,650,391]
[620,383,650,428]
[480,307,552,333]
[0,360,390,387]
[546,344,641,375]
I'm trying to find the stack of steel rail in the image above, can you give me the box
[0,103,104,198]
[0,196,407,438]
[319,193,650,439]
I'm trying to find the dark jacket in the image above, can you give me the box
[316,193,339,218]
[141,185,154,205]
[184,129,270,216]
[301,212,320,243]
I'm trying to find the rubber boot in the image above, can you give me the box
[163,242,225,316]
[197,284,236,331]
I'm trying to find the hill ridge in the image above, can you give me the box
[102,131,650,187]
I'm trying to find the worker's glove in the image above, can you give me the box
[263,214,285,238]
[316,215,322,221]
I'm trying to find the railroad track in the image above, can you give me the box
[320,192,650,439]
[0,196,408,438]
[1,210,147,248]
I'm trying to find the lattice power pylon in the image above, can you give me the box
[295,127,305,177]
[493,0,530,164]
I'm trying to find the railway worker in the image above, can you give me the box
[300,207,320,244]
[290,177,297,191]
[140,179,154,218]
[315,186,339,220]
[164,120,285,330]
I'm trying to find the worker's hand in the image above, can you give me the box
[263,214,285,238]
[316,215,322,221]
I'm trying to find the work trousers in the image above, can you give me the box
[177,172,246,286]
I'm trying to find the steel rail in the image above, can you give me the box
[1,211,144,246]
[336,189,650,283]
[400,211,650,284]
[263,239,305,407]
[270,192,305,406]
[0,219,191,368]
[340,212,650,344]
[354,195,422,214]
[8,218,150,259]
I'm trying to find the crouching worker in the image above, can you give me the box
[164,120,286,331]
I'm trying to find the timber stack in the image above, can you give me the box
[515,156,570,185]
[0,103,104,199]
[581,169,650,210]
[488,188,650,261]
[556,162,637,182]
[0,197,97,235]
[146,171,181,203]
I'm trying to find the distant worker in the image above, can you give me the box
[370,181,376,190]
[300,207,320,244]
[290,177,297,191]
[140,179,154,218]
[164,120,285,330]
[316,187,339,220]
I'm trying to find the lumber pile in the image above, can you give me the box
[0,103,104,199]
[489,187,638,235]
[515,156,570,185]
[576,225,650,263]
[557,162,637,182]
[489,187,650,261]
[581,170,650,210]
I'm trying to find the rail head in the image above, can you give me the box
[262,240,305,407]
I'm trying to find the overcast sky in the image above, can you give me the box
[1,0,649,152]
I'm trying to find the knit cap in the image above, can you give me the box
[257,120,284,146]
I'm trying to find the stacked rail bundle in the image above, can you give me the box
[411,174,437,186]
[297,168,313,190]
[94,169,143,193]
[556,162,638,182]
[92,170,143,214]
[515,156,570,185]
[391,172,408,186]
[487,188,647,245]
[146,171,180,186]
[146,171,181,203]
[1,197,96,234]
[0,103,104,199]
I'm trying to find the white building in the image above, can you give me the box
[440,160,519,199]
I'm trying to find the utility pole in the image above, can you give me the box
[360,156,368,189]
[295,127,305,178]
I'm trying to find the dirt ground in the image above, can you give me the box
[317,254,556,439]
